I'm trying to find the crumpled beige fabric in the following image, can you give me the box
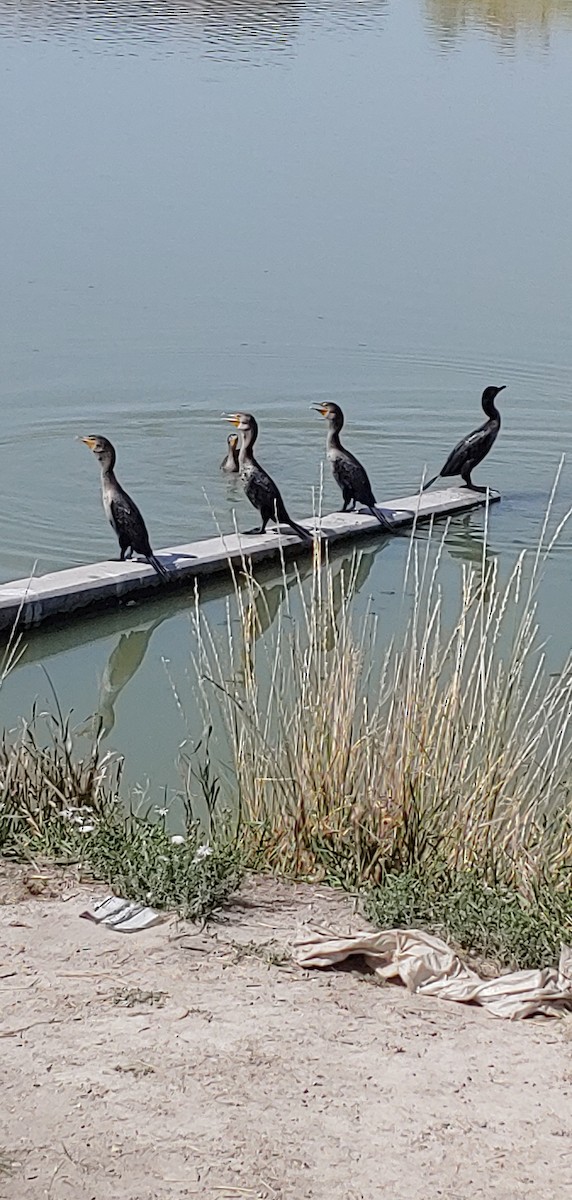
[294,928,572,1019]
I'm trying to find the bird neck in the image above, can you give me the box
[100,459,118,486]
[326,426,343,452]
[482,394,501,423]
[238,425,257,465]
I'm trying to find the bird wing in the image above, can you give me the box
[245,464,289,522]
[441,425,495,476]
[110,491,151,553]
[333,452,375,506]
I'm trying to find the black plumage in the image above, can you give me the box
[82,435,169,581]
[423,386,505,493]
[220,433,240,474]
[222,412,312,543]
[312,402,392,530]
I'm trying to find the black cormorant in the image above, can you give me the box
[312,402,393,530]
[423,385,506,493]
[222,412,312,543]
[220,433,240,473]
[82,435,169,580]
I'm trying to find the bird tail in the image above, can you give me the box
[286,518,314,544]
[369,506,394,531]
[147,554,170,582]
[422,474,439,492]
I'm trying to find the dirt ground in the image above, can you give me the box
[1,867,571,1200]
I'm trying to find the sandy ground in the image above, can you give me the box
[1,867,571,1200]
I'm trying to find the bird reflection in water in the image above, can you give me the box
[445,513,494,568]
[322,545,377,651]
[412,512,496,603]
[98,617,164,736]
[237,542,378,674]
[237,558,312,680]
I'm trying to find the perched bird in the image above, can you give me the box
[222,412,312,543]
[423,385,506,493]
[312,402,393,530]
[81,435,169,580]
[220,433,240,474]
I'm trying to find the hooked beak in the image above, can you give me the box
[310,404,328,417]
[222,413,241,427]
[81,436,97,449]
[496,385,507,393]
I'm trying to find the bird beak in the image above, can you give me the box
[310,404,327,417]
[81,436,97,449]
[497,385,507,393]
[222,413,241,427]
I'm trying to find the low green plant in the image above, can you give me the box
[364,866,572,970]
[0,709,242,920]
[85,816,242,920]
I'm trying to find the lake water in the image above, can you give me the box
[1,0,571,800]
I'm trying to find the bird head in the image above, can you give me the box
[311,402,344,428]
[483,385,506,403]
[222,412,256,434]
[81,434,115,469]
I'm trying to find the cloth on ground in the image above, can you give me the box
[294,927,572,1019]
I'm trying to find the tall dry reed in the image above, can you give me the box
[191,492,572,890]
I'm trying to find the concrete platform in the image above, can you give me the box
[0,485,500,634]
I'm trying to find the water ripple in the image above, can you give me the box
[0,0,389,56]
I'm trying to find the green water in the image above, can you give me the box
[1,0,571,798]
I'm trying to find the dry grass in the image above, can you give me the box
[191,491,572,896]
[0,706,119,856]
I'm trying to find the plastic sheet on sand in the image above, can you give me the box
[294,928,572,1019]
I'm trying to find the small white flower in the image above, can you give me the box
[154,806,169,818]
[171,835,185,846]
[193,844,213,864]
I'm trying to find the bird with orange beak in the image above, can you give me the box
[220,432,240,474]
[81,434,169,580]
[222,412,312,543]
[311,402,393,530]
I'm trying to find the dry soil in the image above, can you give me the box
[1,867,571,1199]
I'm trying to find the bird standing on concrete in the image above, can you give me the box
[312,402,393,529]
[222,412,313,543]
[81,435,169,580]
[423,386,506,493]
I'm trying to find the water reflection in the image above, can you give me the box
[426,0,572,46]
[0,0,388,53]
[445,514,494,568]
[97,617,165,736]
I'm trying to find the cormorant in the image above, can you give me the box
[423,385,506,493]
[312,402,393,529]
[222,412,313,543]
[82,435,169,580]
[220,433,240,473]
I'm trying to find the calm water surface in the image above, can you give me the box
[1,0,571,798]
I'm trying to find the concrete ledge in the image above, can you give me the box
[0,486,500,633]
